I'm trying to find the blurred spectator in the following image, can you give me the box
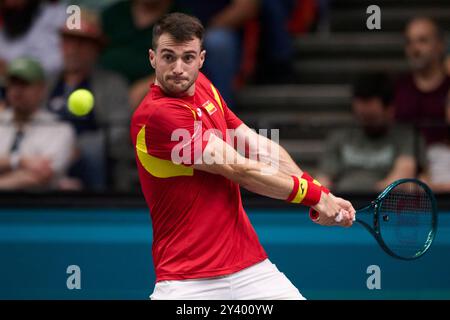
[288,0,318,35]
[0,85,5,111]
[316,0,331,34]
[421,91,450,192]
[447,46,450,76]
[253,0,295,84]
[394,17,449,146]
[0,0,66,78]
[47,8,131,191]
[100,0,175,109]
[176,0,259,107]
[317,73,423,193]
[66,0,119,12]
[0,58,76,190]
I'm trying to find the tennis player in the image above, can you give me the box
[131,12,356,300]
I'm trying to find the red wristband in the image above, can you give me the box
[301,172,314,182]
[309,187,330,221]
[300,172,330,221]
[301,171,329,195]
[286,176,300,202]
[286,176,322,206]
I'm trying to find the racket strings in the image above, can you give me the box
[379,182,433,258]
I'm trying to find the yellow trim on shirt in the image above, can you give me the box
[136,126,194,178]
[210,84,224,115]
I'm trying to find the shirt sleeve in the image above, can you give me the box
[144,103,209,165]
[224,104,243,130]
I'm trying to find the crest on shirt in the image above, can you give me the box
[202,100,217,116]
[196,108,202,117]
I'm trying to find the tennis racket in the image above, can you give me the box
[310,178,438,260]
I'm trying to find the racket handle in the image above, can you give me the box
[309,208,320,221]
[309,209,354,223]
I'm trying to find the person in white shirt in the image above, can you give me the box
[0,58,76,190]
[0,0,66,78]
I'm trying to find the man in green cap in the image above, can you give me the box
[0,58,76,190]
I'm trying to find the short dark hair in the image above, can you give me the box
[352,73,394,107]
[152,12,204,50]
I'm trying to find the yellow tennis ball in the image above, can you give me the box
[67,89,94,116]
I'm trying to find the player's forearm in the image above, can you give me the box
[230,159,294,200]
[270,141,303,176]
[252,135,303,177]
[198,134,294,200]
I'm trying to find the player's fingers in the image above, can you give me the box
[336,197,355,211]
[343,211,354,227]
[334,210,344,223]
[319,213,336,226]
[350,210,356,221]
[337,198,356,221]
[335,209,353,227]
[343,219,353,227]
[342,199,356,214]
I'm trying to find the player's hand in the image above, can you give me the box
[311,192,354,227]
[329,194,356,227]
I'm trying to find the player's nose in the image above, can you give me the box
[172,59,184,75]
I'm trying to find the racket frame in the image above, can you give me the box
[355,178,438,260]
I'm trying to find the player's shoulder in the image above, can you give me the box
[196,72,216,93]
[197,71,210,84]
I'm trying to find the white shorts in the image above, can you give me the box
[150,259,305,300]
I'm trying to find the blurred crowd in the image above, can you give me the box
[0,0,449,194]
[317,17,450,194]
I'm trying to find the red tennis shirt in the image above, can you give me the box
[131,72,267,282]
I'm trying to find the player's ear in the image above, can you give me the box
[149,49,156,69]
[199,50,206,69]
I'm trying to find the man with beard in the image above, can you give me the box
[394,17,450,146]
[421,92,450,193]
[0,58,75,190]
[132,13,355,300]
[0,0,66,77]
[317,73,423,193]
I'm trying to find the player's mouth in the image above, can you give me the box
[168,77,188,83]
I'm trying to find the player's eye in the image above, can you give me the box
[163,55,174,62]
[184,55,195,63]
